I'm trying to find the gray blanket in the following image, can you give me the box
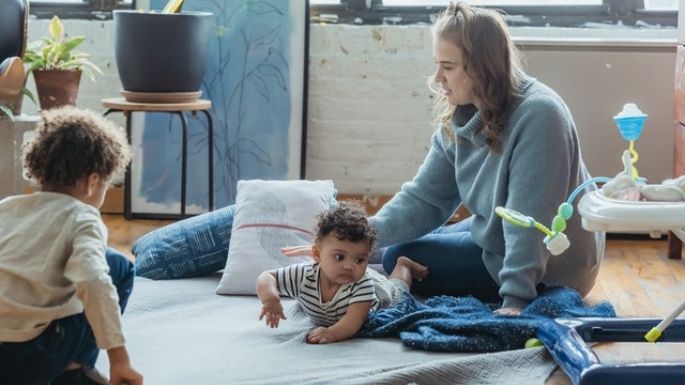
[96,276,557,385]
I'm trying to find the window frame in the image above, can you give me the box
[29,0,134,20]
[310,0,677,28]
[30,0,677,26]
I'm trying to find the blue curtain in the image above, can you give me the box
[138,0,303,212]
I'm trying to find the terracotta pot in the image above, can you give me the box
[33,69,81,110]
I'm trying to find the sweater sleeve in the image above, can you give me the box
[63,210,125,350]
[498,98,576,309]
[370,129,462,248]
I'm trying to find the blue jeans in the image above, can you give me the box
[0,248,135,385]
[382,217,501,302]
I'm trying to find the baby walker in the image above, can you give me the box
[496,103,685,385]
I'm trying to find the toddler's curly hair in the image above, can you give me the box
[315,201,378,249]
[23,106,131,187]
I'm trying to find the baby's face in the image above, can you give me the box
[315,235,371,287]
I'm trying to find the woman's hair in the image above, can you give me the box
[23,106,131,187]
[430,1,523,151]
[315,201,378,249]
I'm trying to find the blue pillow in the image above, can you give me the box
[133,205,235,279]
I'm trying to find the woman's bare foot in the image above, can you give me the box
[396,256,429,281]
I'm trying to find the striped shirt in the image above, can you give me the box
[274,263,378,327]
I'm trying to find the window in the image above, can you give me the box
[644,0,678,11]
[310,0,677,28]
[382,0,601,5]
[29,0,133,19]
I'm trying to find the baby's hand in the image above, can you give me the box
[306,327,337,344]
[259,299,286,328]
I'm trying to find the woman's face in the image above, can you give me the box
[432,37,475,107]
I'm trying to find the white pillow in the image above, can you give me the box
[216,179,336,295]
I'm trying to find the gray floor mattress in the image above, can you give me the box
[96,275,557,385]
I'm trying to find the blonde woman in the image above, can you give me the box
[370,1,603,315]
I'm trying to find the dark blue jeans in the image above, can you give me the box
[0,248,135,385]
[382,217,501,302]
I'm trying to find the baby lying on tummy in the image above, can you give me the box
[256,202,428,344]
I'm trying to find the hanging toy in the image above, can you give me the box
[495,177,611,256]
[495,204,571,256]
[613,103,646,181]
[494,104,645,256]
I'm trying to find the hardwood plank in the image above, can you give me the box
[104,214,173,260]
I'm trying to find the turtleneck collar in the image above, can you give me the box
[450,75,535,147]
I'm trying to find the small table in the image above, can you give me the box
[102,98,213,220]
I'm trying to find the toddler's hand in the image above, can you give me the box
[109,363,143,385]
[259,299,286,328]
[306,327,337,344]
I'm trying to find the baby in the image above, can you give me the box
[256,201,428,344]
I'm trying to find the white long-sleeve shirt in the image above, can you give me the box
[0,192,125,349]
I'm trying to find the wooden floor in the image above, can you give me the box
[103,214,685,384]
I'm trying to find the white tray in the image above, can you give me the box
[578,190,685,234]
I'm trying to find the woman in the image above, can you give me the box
[370,1,603,314]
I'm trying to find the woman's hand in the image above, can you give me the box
[494,307,521,316]
[280,245,314,258]
[306,327,337,344]
[259,299,287,328]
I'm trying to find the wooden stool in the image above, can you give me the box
[102,97,213,220]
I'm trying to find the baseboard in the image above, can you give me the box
[606,232,668,241]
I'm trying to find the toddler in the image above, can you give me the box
[0,107,143,385]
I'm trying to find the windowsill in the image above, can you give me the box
[510,26,677,48]
[313,24,677,48]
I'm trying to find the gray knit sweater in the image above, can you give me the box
[370,76,604,309]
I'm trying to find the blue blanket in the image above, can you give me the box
[359,286,615,352]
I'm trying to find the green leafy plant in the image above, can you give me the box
[0,87,37,120]
[0,103,14,120]
[23,15,103,81]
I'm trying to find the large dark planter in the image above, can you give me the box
[114,10,212,93]
[33,69,81,110]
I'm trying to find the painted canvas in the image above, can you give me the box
[130,0,308,216]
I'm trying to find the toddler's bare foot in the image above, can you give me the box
[397,256,429,281]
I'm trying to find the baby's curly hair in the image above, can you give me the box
[315,201,378,249]
[23,106,131,187]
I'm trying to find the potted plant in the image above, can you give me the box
[23,15,102,110]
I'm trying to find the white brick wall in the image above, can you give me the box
[305,24,676,195]
[24,20,122,115]
[306,25,435,194]
[19,20,674,197]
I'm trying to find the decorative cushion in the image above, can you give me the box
[133,205,235,279]
[216,179,336,295]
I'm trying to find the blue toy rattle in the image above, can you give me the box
[613,102,647,180]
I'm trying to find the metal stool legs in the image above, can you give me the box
[102,108,214,219]
[200,109,213,211]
